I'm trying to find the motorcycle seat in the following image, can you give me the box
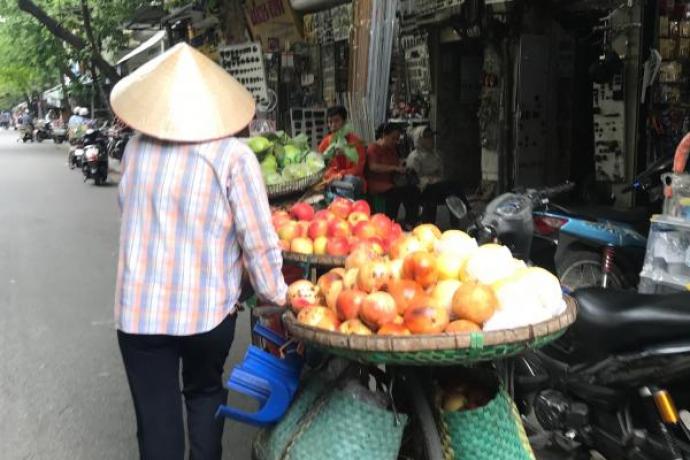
[572,288,690,356]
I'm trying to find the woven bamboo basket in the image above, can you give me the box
[283,297,576,365]
[266,168,325,200]
[281,250,347,268]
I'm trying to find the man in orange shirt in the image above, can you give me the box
[318,106,367,184]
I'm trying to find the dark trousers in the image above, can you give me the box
[421,181,470,224]
[379,185,421,225]
[118,313,237,460]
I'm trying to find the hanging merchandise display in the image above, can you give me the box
[303,3,352,45]
[478,43,502,183]
[652,2,690,163]
[593,73,626,182]
[245,0,304,51]
[219,42,271,112]
[290,108,329,149]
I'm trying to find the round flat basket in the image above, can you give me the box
[282,251,346,268]
[283,297,576,366]
[267,168,324,200]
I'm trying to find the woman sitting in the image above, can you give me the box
[407,126,470,225]
[366,123,420,227]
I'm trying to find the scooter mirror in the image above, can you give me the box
[445,196,467,220]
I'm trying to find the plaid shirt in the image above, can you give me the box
[115,134,287,335]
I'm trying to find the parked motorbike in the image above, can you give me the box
[513,288,690,460]
[446,191,690,460]
[19,124,33,143]
[33,121,52,143]
[446,183,575,261]
[531,155,673,291]
[68,146,85,170]
[51,122,67,144]
[80,126,109,185]
[106,125,131,160]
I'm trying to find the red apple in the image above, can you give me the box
[343,268,359,290]
[357,260,391,293]
[313,236,328,255]
[290,202,315,221]
[390,236,423,260]
[350,240,382,256]
[390,223,403,240]
[388,259,404,281]
[404,304,450,334]
[314,209,337,222]
[290,237,314,255]
[325,280,344,311]
[297,221,310,237]
[278,221,301,243]
[329,197,353,219]
[339,319,373,335]
[365,237,385,255]
[278,239,291,251]
[287,280,322,311]
[328,218,352,238]
[360,292,398,330]
[353,221,378,240]
[326,237,350,256]
[272,211,291,229]
[347,236,360,248]
[402,251,439,289]
[377,323,412,336]
[351,200,371,217]
[308,219,329,239]
[345,247,376,270]
[317,270,344,295]
[336,288,367,321]
[297,306,339,331]
[412,224,442,251]
[370,213,393,239]
[386,279,425,315]
[347,211,369,227]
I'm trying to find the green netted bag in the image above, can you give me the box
[442,389,535,460]
[254,375,407,460]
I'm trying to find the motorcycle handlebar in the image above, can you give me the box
[537,181,576,198]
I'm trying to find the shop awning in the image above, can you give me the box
[42,84,64,108]
[117,30,167,65]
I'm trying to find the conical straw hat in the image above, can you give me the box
[110,43,255,142]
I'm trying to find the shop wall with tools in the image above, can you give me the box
[654,1,690,163]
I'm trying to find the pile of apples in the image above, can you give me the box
[289,224,566,336]
[272,197,403,257]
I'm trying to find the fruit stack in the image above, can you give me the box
[287,224,567,336]
[273,197,403,258]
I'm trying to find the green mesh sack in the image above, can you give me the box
[442,389,535,460]
[254,376,407,460]
[253,376,328,460]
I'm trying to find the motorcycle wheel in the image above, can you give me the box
[557,249,626,291]
[54,137,63,144]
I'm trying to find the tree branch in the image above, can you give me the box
[81,0,110,112]
[16,0,119,82]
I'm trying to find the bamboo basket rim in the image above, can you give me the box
[282,251,347,267]
[266,168,325,199]
[283,296,576,353]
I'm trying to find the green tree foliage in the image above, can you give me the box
[0,0,153,109]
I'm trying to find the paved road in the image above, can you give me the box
[0,130,256,459]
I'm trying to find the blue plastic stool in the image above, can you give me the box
[216,322,303,426]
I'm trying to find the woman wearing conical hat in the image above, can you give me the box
[111,43,287,460]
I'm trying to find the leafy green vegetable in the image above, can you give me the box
[322,124,360,164]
